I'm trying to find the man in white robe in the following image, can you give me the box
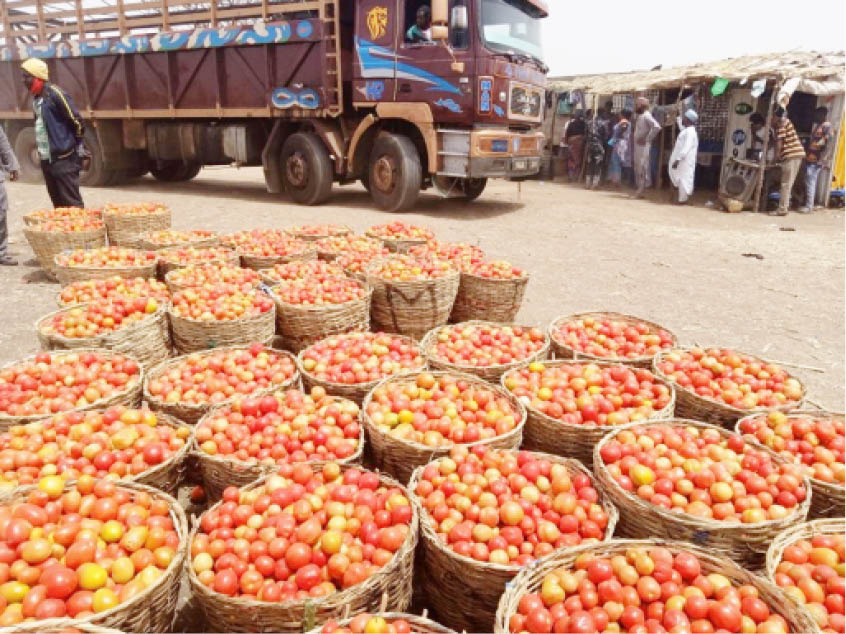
[669,109,699,204]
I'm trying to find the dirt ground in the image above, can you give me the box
[2,168,844,410]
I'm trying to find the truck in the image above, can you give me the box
[0,0,548,211]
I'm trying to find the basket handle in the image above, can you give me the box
[385,284,440,333]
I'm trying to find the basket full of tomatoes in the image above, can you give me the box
[137,229,220,251]
[186,463,418,632]
[23,217,107,280]
[102,202,171,247]
[366,222,434,254]
[450,259,529,324]
[156,245,238,276]
[36,297,171,368]
[53,247,159,286]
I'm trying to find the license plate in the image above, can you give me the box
[513,159,527,170]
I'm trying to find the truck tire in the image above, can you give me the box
[461,178,487,201]
[368,133,421,212]
[280,132,333,205]
[12,128,43,183]
[79,130,113,187]
[151,161,201,182]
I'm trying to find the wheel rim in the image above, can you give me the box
[372,155,397,194]
[285,152,308,189]
[79,140,93,179]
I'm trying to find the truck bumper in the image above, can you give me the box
[467,129,544,179]
[468,156,542,179]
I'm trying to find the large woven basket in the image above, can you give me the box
[653,347,807,428]
[411,451,618,633]
[736,410,845,520]
[0,349,144,432]
[239,246,317,270]
[297,334,425,404]
[137,230,220,251]
[103,205,171,247]
[494,538,818,634]
[450,271,528,323]
[157,247,239,277]
[54,256,159,286]
[23,224,107,279]
[548,311,679,368]
[362,370,526,485]
[192,395,364,501]
[501,359,676,465]
[421,321,551,383]
[187,466,418,633]
[2,479,187,633]
[593,419,812,568]
[143,345,299,424]
[765,518,845,629]
[271,284,372,353]
[36,301,171,368]
[366,268,460,341]
[168,305,276,354]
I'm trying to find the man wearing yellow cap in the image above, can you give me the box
[20,58,86,208]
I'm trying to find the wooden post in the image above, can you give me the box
[657,89,666,190]
[161,0,169,31]
[75,0,84,38]
[753,79,780,212]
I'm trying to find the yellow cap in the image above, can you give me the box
[21,58,49,81]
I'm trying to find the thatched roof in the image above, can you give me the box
[548,50,845,96]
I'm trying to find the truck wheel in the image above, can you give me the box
[280,133,333,205]
[79,130,113,187]
[151,161,201,182]
[368,133,421,212]
[12,128,43,182]
[462,178,487,202]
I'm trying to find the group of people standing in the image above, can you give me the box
[561,97,699,204]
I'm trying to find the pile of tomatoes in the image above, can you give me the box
[40,298,160,339]
[31,218,104,233]
[158,246,234,268]
[170,287,273,322]
[551,316,675,361]
[142,229,217,247]
[315,235,385,260]
[165,265,261,291]
[54,247,157,269]
[367,222,434,242]
[260,260,344,284]
[103,202,168,216]
[367,255,454,283]
[409,241,485,272]
[271,277,367,307]
[467,260,525,280]
[58,277,170,308]
[27,207,100,224]
[427,323,547,369]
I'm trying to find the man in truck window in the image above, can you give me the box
[406,5,433,43]
[0,126,21,266]
[20,58,86,208]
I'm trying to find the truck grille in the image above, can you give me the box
[509,83,543,121]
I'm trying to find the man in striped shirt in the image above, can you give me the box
[770,106,806,215]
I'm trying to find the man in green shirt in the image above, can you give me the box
[406,6,432,43]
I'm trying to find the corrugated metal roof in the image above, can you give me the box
[548,50,845,95]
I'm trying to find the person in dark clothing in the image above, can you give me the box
[585,109,609,189]
[21,58,86,208]
[564,112,587,182]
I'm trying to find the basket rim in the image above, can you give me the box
[53,251,159,271]
[185,465,418,609]
[593,417,814,532]
[258,261,346,285]
[764,517,845,580]
[191,391,365,472]
[23,224,106,236]
[166,303,275,325]
[0,349,145,425]
[361,369,528,455]
[164,264,262,289]
[3,478,187,627]
[421,321,551,376]
[652,346,807,417]
[734,409,846,495]
[364,260,460,286]
[286,224,353,239]
[499,358,676,434]
[268,278,373,312]
[409,450,619,574]
[304,611,455,634]
[137,228,219,246]
[458,268,529,282]
[102,206,170,218]
[296,332,426,393]
[547,311,679,365]
[143,345,299,415]
[35,300,168,347]
[236,244,317,260]
[157,245,235,263]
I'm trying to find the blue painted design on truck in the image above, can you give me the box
[435,98,462,113]
[271,87,320,110]
[355,37,460,95]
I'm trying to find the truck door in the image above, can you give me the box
[353,0,397,104]
[394,0,473,123]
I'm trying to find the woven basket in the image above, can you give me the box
[297,334,425,404]
[421,321,551,383]
[765,518,845,609]
[411,451,618,633]
[450,271,528,323]
[54,257,159,287]
[2,479,187,633]
[187,466,418,633]
[653,348,807,428]
[103,206,171,247]
[168,305,276,355]
[494,538,818,634]
[36,302,171,368]
[23,224,107,279]
[363,371,526,485]
[157,247,239,277]
[736,410,845,520]
[143,345,299,424]
[548,311,679,368]
[0,349,144,432]
[23,207,101,227]
[593,419,812,568]
[239,246,317,271]
[271,284,372,353]
[137,230,220,251]
[366,268,460,341]
[192,397,364,501]
[1,618,123,633]
[305,611,456,634]
[501,359,675,465]
[365,232,428,254]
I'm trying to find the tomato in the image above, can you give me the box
[40,565,78,600]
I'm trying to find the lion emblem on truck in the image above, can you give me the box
[366,7,388,40]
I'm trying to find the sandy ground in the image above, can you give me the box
[2,168,844,409]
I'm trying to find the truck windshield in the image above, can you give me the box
[480,0,544,60]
